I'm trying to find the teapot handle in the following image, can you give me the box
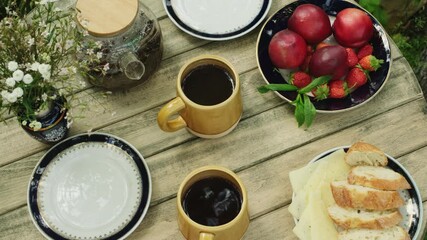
[119,52,145,80]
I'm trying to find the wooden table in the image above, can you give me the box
[1,1,426,239]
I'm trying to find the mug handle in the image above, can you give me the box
[157,97,187,132]
[199,232,215,240]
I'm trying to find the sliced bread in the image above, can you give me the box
[338,226,410,240]
[330,181,404,210]
[328,204,402,229]
[348,166,411,190]
[345,142,388,166]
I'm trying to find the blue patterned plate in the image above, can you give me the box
[256,0,392,112]
[164,0,272,41]
[27,133,151,240]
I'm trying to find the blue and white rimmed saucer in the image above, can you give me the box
[27,133,152,240]
[164,0,272,41]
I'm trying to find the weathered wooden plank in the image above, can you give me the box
[0,57,423,215]
[0,49,416,170]
[2,118,426,240]
[0,0,408,165]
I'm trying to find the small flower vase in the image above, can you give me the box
[21,97,70,144]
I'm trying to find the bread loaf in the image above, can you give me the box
[327,204,402,229]
[348,166,411,190]
[345,142,388,166]
[330,181,404,210]
[338,226,410,240]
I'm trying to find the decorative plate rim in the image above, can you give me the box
[163,0,272,41]
[27,132,152,240]
[255,0,392,113]
[292,145,423,239]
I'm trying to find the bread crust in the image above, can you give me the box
[348,167,411,190]
[328,207,402,229]
[331,181,404,210]
[345,142,388,166]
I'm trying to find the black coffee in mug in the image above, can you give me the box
[181,64,234,106]
[182,177,242,226]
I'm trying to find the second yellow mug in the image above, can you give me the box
[177,166,249,240]
[157,55,243,138]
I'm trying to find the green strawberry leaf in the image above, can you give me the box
[298,75,332,94]
[303,94,316,128]
[292,94,304,127]
[257,84,298,93]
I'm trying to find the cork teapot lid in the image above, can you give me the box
[76,0,138,37]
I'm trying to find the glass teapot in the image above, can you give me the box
[76,0,163,90]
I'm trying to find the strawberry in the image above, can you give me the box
[328,80,349,99]
[311,84,329,101]
[345,48,358,67]
[359,55,384,71]
[290,71,312,88]
[316,42,331,50]
[357,44,373,60]
[346,67,367,89]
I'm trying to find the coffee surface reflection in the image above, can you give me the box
[182,177,242,226]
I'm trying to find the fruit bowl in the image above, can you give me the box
[256,0,391,112]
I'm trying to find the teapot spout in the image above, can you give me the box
[119,52,145,80]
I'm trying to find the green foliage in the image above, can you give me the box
[0,0,37,19]
[391,6,427,73]
[359,0,426,81]
[359,0,389,26]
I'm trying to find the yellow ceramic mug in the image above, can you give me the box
[157,55,243,138]
[177,166,249,240]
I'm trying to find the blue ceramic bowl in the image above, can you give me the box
[256,0,392,112]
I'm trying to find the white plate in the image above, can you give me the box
[163,0,272,40]
[292,146,423,239]
[28,133,152,240]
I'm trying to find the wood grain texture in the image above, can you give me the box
[0,0,406,166]
[0,1,421,239]
[0,57,423,215]
[1,100,426,239]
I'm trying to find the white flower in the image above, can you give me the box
[23,74,34,84]
[6,77,15,87]
[103,63,110,72]
[96,52,103,59]
[30,62,40,71]
[21,120,27,126]
[7,61,18,71]
[1,90,8,98]
[86,48,94,55]
[13,70,24,81]
[58,68,69,76]
[12,87,23,98]
[95,41,103,49]
[41,30,49,38]
[69,66,77,73]
[58,89,67,96]
[6,93,17,103]
[29,121,42,131]
[65,40,74,50]
[27,37,35,46]
[42,93,48,101]
[38,64,51,80]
